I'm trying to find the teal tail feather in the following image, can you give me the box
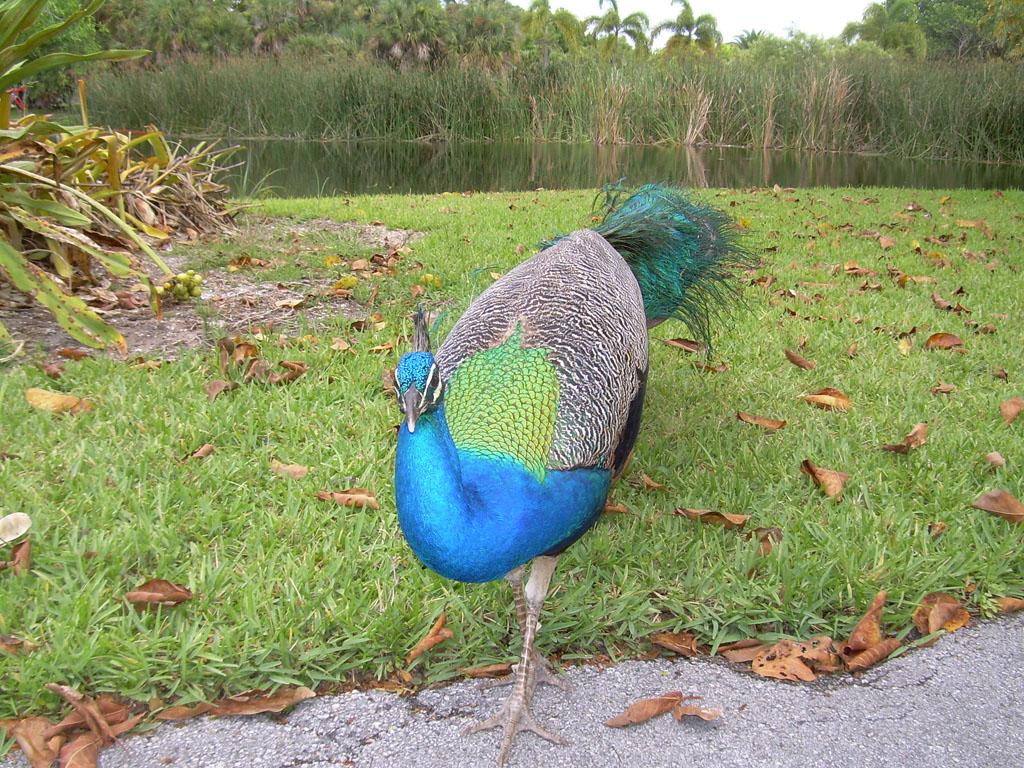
[590,183,750,347]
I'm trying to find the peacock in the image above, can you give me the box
[392,184,747,765]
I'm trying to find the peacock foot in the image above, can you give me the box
[462,685,567,767]
[479,651,571,693]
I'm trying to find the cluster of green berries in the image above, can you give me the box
[155,270,203,301]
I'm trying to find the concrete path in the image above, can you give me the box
[4,614,1022,768]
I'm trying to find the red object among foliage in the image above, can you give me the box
[8,86,26,110]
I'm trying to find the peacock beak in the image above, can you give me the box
[402,387,421,432]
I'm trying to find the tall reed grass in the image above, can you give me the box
[88,55,1024,163]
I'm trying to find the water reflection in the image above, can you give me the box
[224,140,1024,196]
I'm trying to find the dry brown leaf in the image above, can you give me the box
[846,342,858,358]
[268,360,308,385]
[651,631,699,658]
[999,396,1024,425]
[206,687,315,717]
[270,460,308,480]
[0,512,31,544]
[924,332,964,350]
[928,521,948,538]
[931,382,956,395]
[985,452,1006,469]
[846,638,901,672]
[57,348,90,360]
[844,590,887,654]
[736,412,787,431]
[205,380,237,401]
[316,488,380,510]
[41,362,64,379]
[124,579,193,608]
[44,685,115,746]
[11,539,30,575]
[406,613,453,664]
[330,337,352,352]
[913,593,971,635]
[718,639,768,664]
[153,703,215,721]
[993,367,1008,381]
[796,637,843,673]
[697,361,729,374]
[639,473,666,491]
[785,349,816,370]
[0,634,36,655]
[752,640,817,682]
[996,597,1024,614]
[673,508,749,530]
[803,387,851,411]
[972,489,1024,524]
[44,696,129,740]
[603,502,630,514]
[461,662,513,679]
[191,443,215,460]
[800,459,849,498]
[11,717,64,768]
[751,526,783,556]
[878,235,896,250]
[663,338,705,354]
[882,422,928,454]
[25,388,93,415]
[605,691,685,728]
[673,704,722,722]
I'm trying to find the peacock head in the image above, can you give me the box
[393,309,442,432]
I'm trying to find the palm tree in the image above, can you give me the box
[653,0,721,55]
[733,29,767,50]
[522,0,583,67]
[585,0,650,59]
[842,0,927,59]
[368,0,452,68]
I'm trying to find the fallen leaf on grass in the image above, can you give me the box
[972,490,1023,524]
[785,349,816,370]
[845,638,901,672]
[736,412,786,430]
[912,593,970,635]
[931,383,956,395]
[928,521,948,538]
[996,597,1024,614]
[881,422,928,454]
[57,347,90,360]
[407,613,453,664]
[673,704,722,722]
[274,298,306,310]
[878,235,896,250]
[843,590,887,655]
[898,337,913,356]
[750,526,783,556]
[330,337,352,352]
[696,361,729,373]
[191,443,215,460]
[10,540,30,575]
[11,717,63,768]
[800,459,849,498]
[41,362,63,378]
[985,452,1006,469]
[0,512,31,544]
[605,691,687,728]
[664,338,705,354]
[718,639,768,664]
[752,640,817,682]
[44,685,115,746]
[673,508,748,530]
[270,460,308,480]
[124,579,193,608]
[846,343,858,358]
[25,388,93,414]
[924,333,964,350]
[0,634,36,655]
[1000,397,1024,425]
[639,472,666,491]
[803,387,851,411]
[205,380,237,401]
[316,488,380,510]
[203,687,315,717]
[651,631,699,658]
[461,662,513,679]
[43,695,129,740]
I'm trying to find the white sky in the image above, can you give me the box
[509,1,872,42]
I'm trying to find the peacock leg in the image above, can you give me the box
[480,564,570,693]
[464,555,567,766]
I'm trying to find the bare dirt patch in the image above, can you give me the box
[0,217,422,360]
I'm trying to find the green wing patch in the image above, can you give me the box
[444,326,559,480]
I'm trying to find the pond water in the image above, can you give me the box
[223,140,1024,197]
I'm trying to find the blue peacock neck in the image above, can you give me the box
[394,405,611,584]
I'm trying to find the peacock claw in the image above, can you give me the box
[462,696,567,766]
[478,653,571,693]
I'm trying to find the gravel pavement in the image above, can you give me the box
[4,614,1022,768]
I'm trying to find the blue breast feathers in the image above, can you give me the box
[394,407,611,583]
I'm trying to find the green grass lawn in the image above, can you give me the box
[1,186,1022,723]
